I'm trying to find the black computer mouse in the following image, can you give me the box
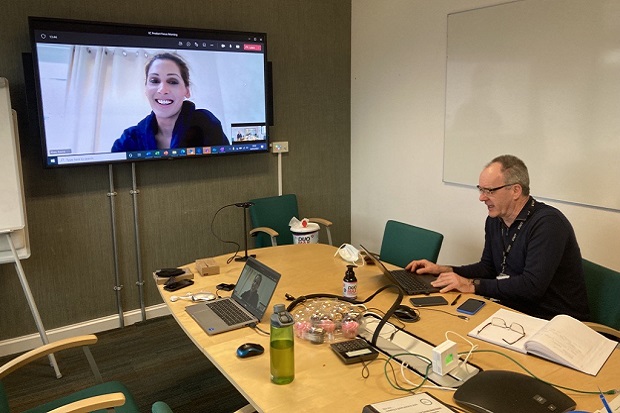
[236,343,265,358]
[393,305,420,323]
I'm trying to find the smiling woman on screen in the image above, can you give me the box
[111,52,228,152]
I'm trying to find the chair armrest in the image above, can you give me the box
[48,392,126,413]
[250,227,279,247]
[308,218,333,245]
[152,401,175,413]
[583,322,620,340]
[308,218,332,227]
[250,227,279,237]
[0,335,98,380]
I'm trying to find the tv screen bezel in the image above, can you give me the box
[28,16,270,168]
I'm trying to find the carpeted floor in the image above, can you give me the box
[0,315,249,412]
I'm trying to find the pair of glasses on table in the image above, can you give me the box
[477,317,526,345]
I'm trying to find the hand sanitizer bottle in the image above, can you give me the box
[343,265,358,299]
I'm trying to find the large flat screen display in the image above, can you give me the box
[28,17,269,167]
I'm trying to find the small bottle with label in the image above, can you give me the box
[343,264,357,299]
[270,304,295,384]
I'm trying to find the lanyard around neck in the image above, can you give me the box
[499,198,535,277]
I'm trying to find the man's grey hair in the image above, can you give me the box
[487,154,530,196]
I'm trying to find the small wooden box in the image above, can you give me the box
[195,258,220,276]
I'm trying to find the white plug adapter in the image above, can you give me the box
[432,340,458,376]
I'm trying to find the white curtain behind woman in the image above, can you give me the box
[99,48,151,152]
[64,46,106,154]
[64,46,151,153]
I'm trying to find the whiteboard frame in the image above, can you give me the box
[0,78,31,263]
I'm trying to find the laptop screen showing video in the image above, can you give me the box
[231,258,279,319]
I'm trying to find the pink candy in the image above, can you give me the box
[294,321,311,338]
[318,319,335,333]
[341,320,359,338]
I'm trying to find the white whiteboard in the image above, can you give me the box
[443,0,620,211]
[0,77,31,263]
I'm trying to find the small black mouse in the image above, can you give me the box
[393,305,420,323]
[236,343,265,358]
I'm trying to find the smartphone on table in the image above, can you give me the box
[410,296,448,307]
[163,279,194,292]
[456,298,486,315]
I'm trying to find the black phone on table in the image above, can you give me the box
[410,296,448,307]
[163,279,194,292]
[156,268,185,278]
[456,298,485,315]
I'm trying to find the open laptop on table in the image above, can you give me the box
[185,257,280,335]
[359,244,439,295]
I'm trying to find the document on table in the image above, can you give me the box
[469,308,617,375]
[594,392,620,413]
[362,392,456,413]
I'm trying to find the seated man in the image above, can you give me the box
[241,273,262,308]
[406,155,589,321]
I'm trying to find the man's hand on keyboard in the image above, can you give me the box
[430,272,475,293]
[405,259,452,275]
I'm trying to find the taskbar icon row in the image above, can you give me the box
[126,143,267,160]
[45,143,268,166]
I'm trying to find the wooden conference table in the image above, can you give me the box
[157,244,619,412]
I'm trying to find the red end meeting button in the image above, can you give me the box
[244,44,262,51]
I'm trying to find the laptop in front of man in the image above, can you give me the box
[359,244,439,295]
[185,257,280,335]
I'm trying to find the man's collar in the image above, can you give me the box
[514,196,535,222]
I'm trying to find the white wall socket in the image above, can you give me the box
[271,141,289,153]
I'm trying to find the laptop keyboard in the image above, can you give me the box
[390,269,433,294]
[206,299,254,326]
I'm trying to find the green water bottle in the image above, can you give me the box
[270,303,295,384]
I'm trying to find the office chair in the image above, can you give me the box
[582,259,620,340]
[0,334,173,413]
[378,220,444,268]
[248,194,332,248]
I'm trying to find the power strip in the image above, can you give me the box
[358,313,479,387]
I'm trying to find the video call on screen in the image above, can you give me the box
[30,17,269,167]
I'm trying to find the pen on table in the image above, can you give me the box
[599,387,613,413]
[450,294,462,306]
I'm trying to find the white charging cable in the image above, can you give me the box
[444,330,478,374]
[398,361,457,392]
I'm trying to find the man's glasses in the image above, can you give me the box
[476,183,516,196]
[476,317,525,345]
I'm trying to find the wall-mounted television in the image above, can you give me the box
[28,17,269,167]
